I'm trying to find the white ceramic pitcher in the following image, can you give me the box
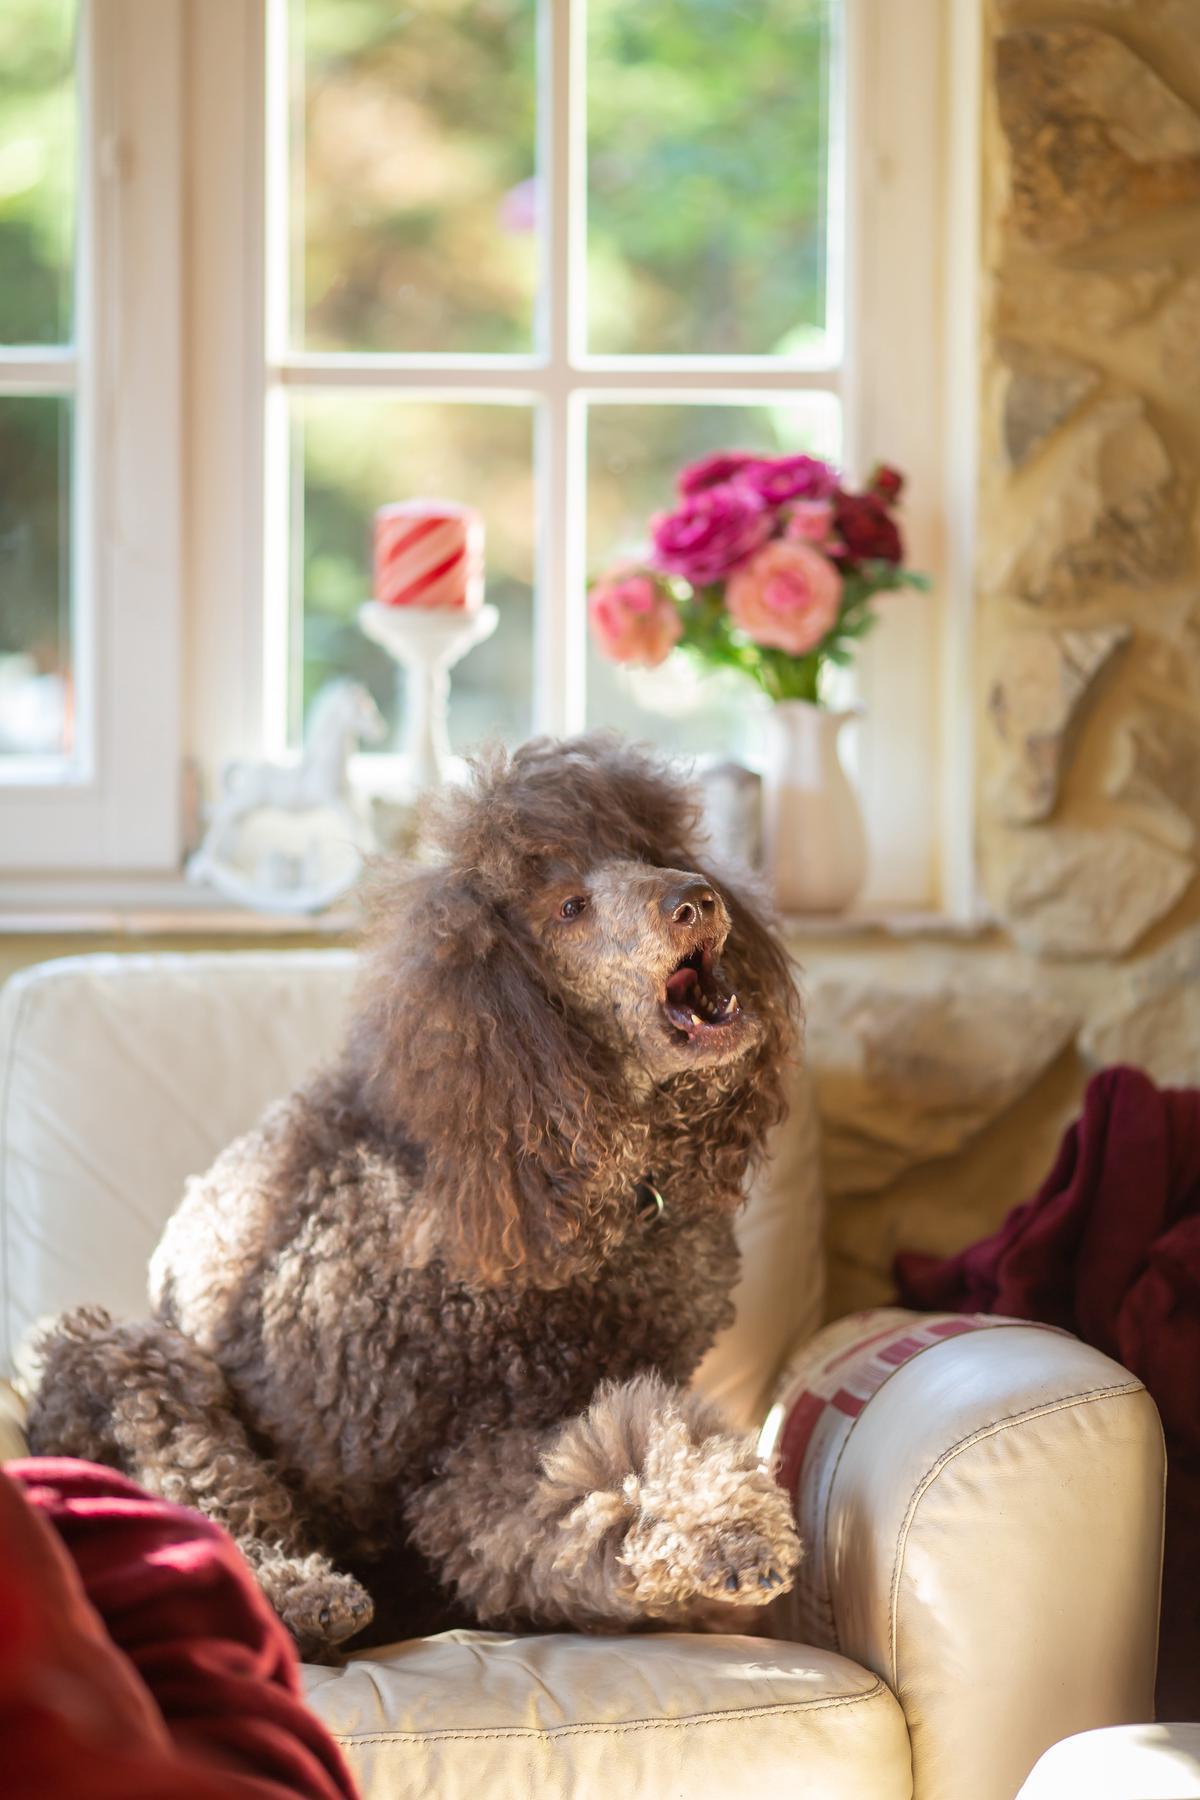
[762,700,867,914]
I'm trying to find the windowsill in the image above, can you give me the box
[0,876,359,938]
[0,875,989,942]
[779,906,990,941]
[0,908,358,938]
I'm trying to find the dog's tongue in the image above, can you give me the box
[665,966,701,1006]
[663,960,740,1035]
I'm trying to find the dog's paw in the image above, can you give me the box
[278,1570,375,1654]
[692,1503,801,1603]
[618,1463,801,1616]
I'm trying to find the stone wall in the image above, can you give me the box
[815,0,1200,1319]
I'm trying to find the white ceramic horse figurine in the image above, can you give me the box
[221,680,388,813]
[188,680,388,913]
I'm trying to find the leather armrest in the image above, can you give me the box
[762,1310,1165,1800]
[0,1379,29,1461]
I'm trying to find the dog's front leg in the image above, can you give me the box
[405,1372,801,1632]
[27,1307,374,1661]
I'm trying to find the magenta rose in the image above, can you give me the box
[833,491,903,564]
[588,568,682,668]
[738,454,838,506]
[676,450,760,497]
[726,541,843,656]
[651,483,771,588]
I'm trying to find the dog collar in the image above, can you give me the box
[634,1180,666,1226]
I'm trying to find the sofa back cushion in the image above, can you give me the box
[0,951,823,1427]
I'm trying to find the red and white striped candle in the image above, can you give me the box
[372,499,485,612]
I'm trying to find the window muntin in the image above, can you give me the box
[278,0,841,769]
[0,0,961,912]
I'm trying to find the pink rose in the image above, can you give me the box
[676,451,760,497]
[738,454,838,505]
[726,541,843,656]
[784,498,836,545]
[588,569,682,668]
[651,483,771,588]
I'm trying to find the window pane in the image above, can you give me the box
[0,0,76,345]
[293,397,534,754]
[585,398,839,761]
[291,0,538,354]
[0,394,72,759]
[587,0,832,357]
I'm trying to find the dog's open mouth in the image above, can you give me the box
[662,945,743,1042]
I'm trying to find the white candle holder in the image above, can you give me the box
[358,600,499,794]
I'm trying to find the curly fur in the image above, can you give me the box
[27,735,804,1658]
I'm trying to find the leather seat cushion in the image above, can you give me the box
[301,1629,912,1800]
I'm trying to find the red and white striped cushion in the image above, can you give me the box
[761,1309,1065,1648]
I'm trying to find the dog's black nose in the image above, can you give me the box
[663,882,718,928]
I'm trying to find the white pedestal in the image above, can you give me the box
[358,601,499,794]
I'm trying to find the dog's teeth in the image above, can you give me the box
[690,1011,703,1027]
[726,993,738,1013]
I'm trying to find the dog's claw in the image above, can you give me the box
[318,1605,332,1630]
[760,1568,782,1589]
[725,1572,740,1593]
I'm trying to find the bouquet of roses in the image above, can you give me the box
[588,451,928,706]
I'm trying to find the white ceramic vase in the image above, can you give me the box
[762,700,867,914]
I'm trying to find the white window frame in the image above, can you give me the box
[2,0,979,919]
[0,0,184,873]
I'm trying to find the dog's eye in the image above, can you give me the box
[559,895,588,920]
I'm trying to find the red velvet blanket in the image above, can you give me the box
[895,1064,1200,1459]
[895,1063,1200,1712]
[0,1458,357,1800]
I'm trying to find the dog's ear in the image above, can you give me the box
[348,863,634,1283]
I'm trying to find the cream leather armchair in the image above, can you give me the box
[0,953,1165,1800]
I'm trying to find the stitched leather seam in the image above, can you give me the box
[887,1378,1145,1687]
[321,1678,891,1744]
[817,1319,1063,1657]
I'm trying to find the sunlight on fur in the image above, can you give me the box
[28,735,804,1660]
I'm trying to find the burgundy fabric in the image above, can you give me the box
[0,1458,358,1800]
[895,1063,1200,1713]
[894,1064,1200,1456]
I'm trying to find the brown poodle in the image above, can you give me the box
[27,735,804,1659]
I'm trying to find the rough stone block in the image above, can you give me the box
[993,262,1174,341]
[995,27,1200,250]
[987,623,1130,822]
[1081,923,1200,1081]
[1106,704,1200,849]
[998,340,1100,469]
[1158,271,1200,391]
[996,824,1194,958]
[987,394,1181,607]
[806,970,1077,1195]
